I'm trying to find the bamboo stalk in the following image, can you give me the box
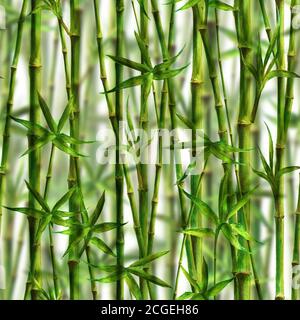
[292,174,300,300]
[236,0,253,300]
[93,0,145,263]
[27,0,42,300]
[190,3,203,286]
[115,0,125,300]
[0,0,28,239]
[274,0,285,300]
[150,0,197,287]
[68,0,81,300]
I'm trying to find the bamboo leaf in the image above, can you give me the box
[257,147,272,176]
[226,186,258,221]
[92,222,121,233]
[190,293,206,300]
[93,270,127,283]
[221,223,246,251]
[176,112,194,129]
[230,223,253,241]
[84,262,118,272]
[107,55,151,73]
[53,137,85,158]
[57,97,74,133]
[182,228,215,238]
[153,65,188,80]
[137,0,149,19]
[90,237,116,257]
[153,47,185,73]
[25,180,50,212]
[209,1,235,11]
[20,134,55,157]
[52,186,77,212]
[35,214,53,240]
[264,70,300,83]
[10,116,49,136]
[3,206,45,219]
[37,93,57,133]
[264,123,274,171]
[206,278,233,297]
[252,168,277,195]
[276,166,300,179]
[89,192,105,226]
[106,74,147,93]
[134,31,152,68]
[58,133,94,145]
[129,250,169,267]
[127,268,172,288]
[181,188,219,224]
[125,273,142,300]
[180,265,200,291]
[176,292,195,300]
[264,24,279,68]
[178,0,201,11]
[202,257,208,292]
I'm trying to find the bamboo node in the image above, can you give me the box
[276,144,285,150]
[274,214,285,220]
[237,120,251,127]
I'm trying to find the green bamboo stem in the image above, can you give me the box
[214,11,238,298]
[137,0,150,299]
[259,0,272,41]
[274,0,285,300]
[58,15,71,99]
[292,174,300,300]
[43,144,60,298]
[236,0,252,300]
[287,1,298,300]
[147,82,167,255]
[93,0,145,262]
[199,4,238,294]
[0,0,28,239]
[8,219,27,299]
[115,0,125,300]
[173,159,208,298]
[48,32,59,108]
[150,0,197,286]
[68,0,81,300]
[190,4,204,285]
[26,0,42,300]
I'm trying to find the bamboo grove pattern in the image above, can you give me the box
[0,0,300,300]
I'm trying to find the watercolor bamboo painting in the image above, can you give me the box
[0,0,300,300]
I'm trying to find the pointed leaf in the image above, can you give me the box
[37,93,57,132]
[106,74,147,93]
[125,273,142,300]
[129,250,169,267]
[3,206,44,219]
[25,180,50,212]
[93,270,127,283]
[89,192,105,226]
[52,186,77,212]
[128,268,171,288]
[182,228,215,238]
[180,266,200,291]
[226,186,258,220]
[107,55,151,73]
[181,188,219,225]
[90,237,116,257]
[206,278,233,297]
[92,222,121,233]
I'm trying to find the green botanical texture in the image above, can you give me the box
[0,0,299,301]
